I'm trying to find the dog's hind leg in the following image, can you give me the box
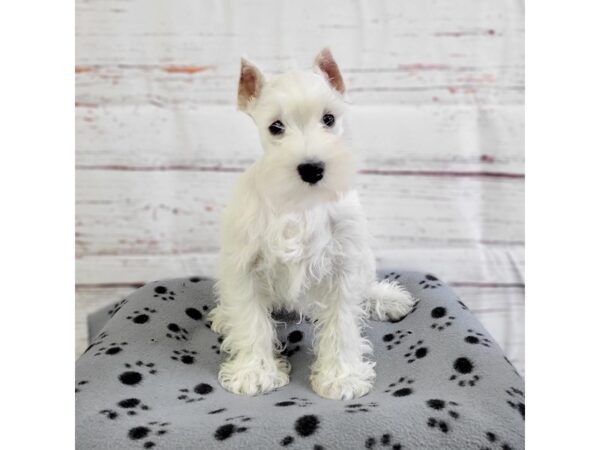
[366,279,416,321]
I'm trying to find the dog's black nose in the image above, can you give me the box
[297,162,325,184]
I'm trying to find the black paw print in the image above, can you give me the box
[282,330,304,358]
[189,276,207,283]
[430,306,455,331]
[345,401,379,413]
[100,398,150,420]
[384,377,415,397]
[480,431,516,450]
[153,285,176,301]
[382,329,413,350]
[94,341,128,356]
[403,340,429,363]
[185,307,204,321]
[275,397,313,408]
[280,415,321,447]
[118,361,158,386]
[419,274,442,289]
[426,398,461,434]
[127,421,170,448]
[126,307,157,324]
[171,349,197,365]
[177,383,214,403]
[166,322,189,341]
[505,387,525,420]
[84,331,108,354]
[457,298,469,310]
[449,357,480,387]
[465,329,492,347]
[383,272,403,281]
[208,408,227,415]
[214,416,252,441]
[365,433,403,449]
[109,299,128,317]
[211,336,224,355]
[75,380,89,394]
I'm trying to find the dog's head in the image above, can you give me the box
[237,48,354,211]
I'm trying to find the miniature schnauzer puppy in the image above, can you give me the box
[209,48,415,400]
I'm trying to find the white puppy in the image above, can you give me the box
[209,49,415,400]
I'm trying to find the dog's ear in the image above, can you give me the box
[314,48,345,95]
[238,58,265,112]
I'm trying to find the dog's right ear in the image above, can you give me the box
[238,58,264,112]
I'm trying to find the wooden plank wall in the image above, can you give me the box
[75,0,525,373]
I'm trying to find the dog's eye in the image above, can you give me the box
[322,113,335,128]
[268,120,285,136]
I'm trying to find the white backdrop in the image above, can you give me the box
[75,0,524,374]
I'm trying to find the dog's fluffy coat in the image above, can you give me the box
[209,49,415,400]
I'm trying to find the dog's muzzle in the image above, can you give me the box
[297,161,325,185]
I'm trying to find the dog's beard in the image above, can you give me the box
[256,143,356,213]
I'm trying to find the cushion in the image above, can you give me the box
[76,271,524,449]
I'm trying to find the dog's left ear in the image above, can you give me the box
[314,48,345,95]
[238,58,265,112]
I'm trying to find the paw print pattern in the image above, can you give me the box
[457,298,469,310]
[127,421,170,449]
[214,416,252,441]
[505,387,525,420]
[419,274,442,289]
[94,341,128,356]
[126,307,157,325]
[382,329,413,350]
[384,377,415,397]
[84,331,108,354]
[449,357,480,387]
[426,398,461,434]
[430,306,456,331]
[279,415,321,447]
[480,431,516,450]
[171,349,197,365]
[282,330,304,358]
[177,383,214,403]
[189,276,207,283]
[345,401,379,413]
[210,336,224,355]
[118,361,158,386]
[403,340,429,363]
[365,433,403,449]
[75,380,89,394]
[383,272,403,282]
[166,323,189,341]
[465,329,492,347]
[108,299,128,317]
[153,285,176,301]
[100,398,150,420]
[275,397,313,408]
[185,307,203,321]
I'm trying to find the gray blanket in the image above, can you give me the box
[76,270,524,449]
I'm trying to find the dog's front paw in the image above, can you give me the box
[218,357,290,396]
[310,363,375,400]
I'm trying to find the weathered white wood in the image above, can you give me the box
[75,284,524,375]
[75,0,523,105]
[76,245,524,286]
[76,169,523,257]
[76,104,524,174]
